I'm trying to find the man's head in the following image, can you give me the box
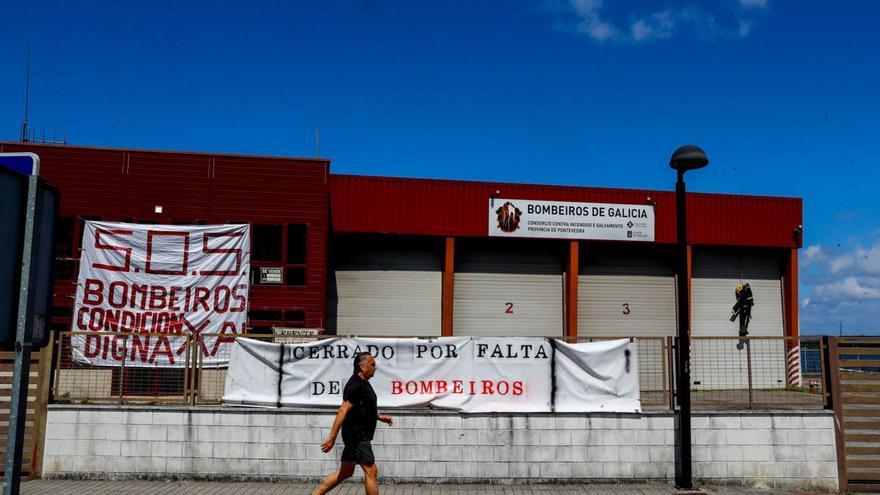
[353,352,376,379]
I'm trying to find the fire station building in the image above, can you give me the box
[0,143,802,342]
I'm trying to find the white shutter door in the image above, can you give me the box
[577,247,676,395]
[578,252,677,338]
[691,250,786,390]
[691,251,784,337]
[327,239,441,336]
[454,244,563,337]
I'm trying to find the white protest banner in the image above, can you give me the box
[71,221,250,367]
[489,198,654,241]
[553,339,641,413]
[223,337,639,413]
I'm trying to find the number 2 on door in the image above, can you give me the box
[505,302,514,314]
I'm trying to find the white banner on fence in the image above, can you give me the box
[71,221,250,367]
[223,337,640,413]
[489,198,654,241]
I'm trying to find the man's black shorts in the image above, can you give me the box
[341,438,375,465]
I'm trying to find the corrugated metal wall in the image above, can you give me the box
[330,175,802,249]
[0,143,329,330]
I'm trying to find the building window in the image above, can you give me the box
[285,310,305,325]
[287,224,307,264]
[250,223,308,287]
[252,225,283,262]
[54,217,75,257]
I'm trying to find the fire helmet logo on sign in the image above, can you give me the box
[495,201,522,233]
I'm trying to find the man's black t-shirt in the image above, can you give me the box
[341,374,378,442]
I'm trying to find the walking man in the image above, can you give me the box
[313,352,393,495]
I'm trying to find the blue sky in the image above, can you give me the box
[2,1,879,334]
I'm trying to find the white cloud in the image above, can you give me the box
[854,244,880,275]
[801,238,880,334]
[801,245,825,267]
[547,1,767,43]
[830,255,855,274]
[630,11,675,42]
[812,277,880,301]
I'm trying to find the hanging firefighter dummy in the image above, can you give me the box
[730,283,754,336]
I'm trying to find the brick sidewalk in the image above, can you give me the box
[18,480,827,494]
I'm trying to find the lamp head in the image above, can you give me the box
[670,145,709,171]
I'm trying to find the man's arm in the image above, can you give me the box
[320,401,353,453]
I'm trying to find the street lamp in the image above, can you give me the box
[669,145,708,490]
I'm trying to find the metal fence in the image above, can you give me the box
[52,332,827,410]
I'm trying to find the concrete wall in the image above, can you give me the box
[42,406,838,491]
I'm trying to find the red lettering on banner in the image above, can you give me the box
[145,230,189,275]
[482,381,494,395]
[131,284,148,309]
[104,310,120,332]
[182,316,211,356]
[111,336,126,361]
[131,335,151,362]
[388,379,525,397]
[194,287,211,312]
[76,307,89,330]
[231,285,247,312]
[121,311,137,332]
[168,287,183,311]
[92,229,133,272]
[88,309,104,331]
[512,381,524,396]
[149,286,168,310]
[208,322,239,357]
[150,337,174,365]
[214,286,231,312]
[85,335,101,358]
[108,281,127,308]
[200,231,244,276]
[83,279,104,305]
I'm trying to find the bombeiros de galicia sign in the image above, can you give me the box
[489,198,654,241]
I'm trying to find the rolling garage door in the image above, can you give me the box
[578,244,677,397]
[454,240,563,337]
[691,249,786,390]
[578,245,677,338]
[326,236,442,336]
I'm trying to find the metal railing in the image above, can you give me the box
[52,331,827,410]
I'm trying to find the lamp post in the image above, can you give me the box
[669,145,708,490]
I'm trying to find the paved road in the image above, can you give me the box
[18,480,832,494]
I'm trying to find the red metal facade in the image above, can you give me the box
[0,143,330,330]
[1,142,801,337]
[330,174,802,248]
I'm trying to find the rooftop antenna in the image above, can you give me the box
[316,128,321,157]
[20,44,31,142]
